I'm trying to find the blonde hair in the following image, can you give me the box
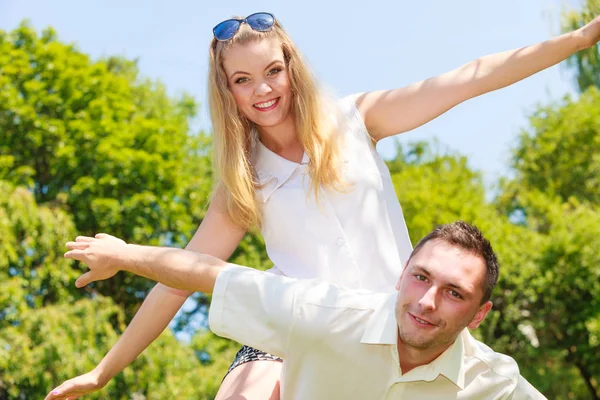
[208,18,346,229]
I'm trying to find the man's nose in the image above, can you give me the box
[418,286,438,312]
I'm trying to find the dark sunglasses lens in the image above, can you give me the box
[214,20,240,40]
[246,13,274,31]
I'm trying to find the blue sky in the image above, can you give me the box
[0,0,584,184]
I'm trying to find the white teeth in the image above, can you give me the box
[415,317,430,324]
[255,99,277,109]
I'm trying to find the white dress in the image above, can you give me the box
[254,96,413,292]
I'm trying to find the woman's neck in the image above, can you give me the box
[257,116,304,163]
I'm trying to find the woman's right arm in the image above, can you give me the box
[45,194,246,400]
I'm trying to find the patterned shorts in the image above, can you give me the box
[225,345,283,377]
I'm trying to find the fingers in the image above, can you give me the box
[95,233,127,245]
[45,372,101,400]
[75,271,94,288]
[65,241,90,251]
[65,236,93,254]
[64,249,86,260]
[45,382,77,400]
[44,388,57,400]
[46,389,83,400]
[75,236,94,242]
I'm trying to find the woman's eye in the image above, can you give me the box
[268,67,282,75]
[235,77,249,84]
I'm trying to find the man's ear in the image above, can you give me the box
[467,301,493,330]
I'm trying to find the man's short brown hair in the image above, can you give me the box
[409,221,499,304]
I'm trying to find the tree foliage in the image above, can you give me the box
[0,21,213,318]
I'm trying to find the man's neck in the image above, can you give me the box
[397,338,452,374]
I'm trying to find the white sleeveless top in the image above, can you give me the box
[253,96,413,292]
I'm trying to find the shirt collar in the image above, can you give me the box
[428,330,466,389]
[360,293,467,390]
[253,140,309,202]
[360,293,398,345]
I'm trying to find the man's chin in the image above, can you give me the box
[399,330,436,349]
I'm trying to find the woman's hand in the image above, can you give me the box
[44,369,106,400]
[578,15,600,49]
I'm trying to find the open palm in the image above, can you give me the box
[44,371,105,400]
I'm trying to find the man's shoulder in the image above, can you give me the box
[462,330,521,383]
[462,334,547,399]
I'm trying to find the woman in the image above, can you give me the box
[47,11,599,400]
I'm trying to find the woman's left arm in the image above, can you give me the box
[359,15,600,141]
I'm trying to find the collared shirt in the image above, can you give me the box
[209,265,546,400]
[253,96,413,291]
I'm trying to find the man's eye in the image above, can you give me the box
[449,290,462,299]
[415,275,427,282]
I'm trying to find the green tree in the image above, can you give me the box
[500,191,600,399]
[500,76,600,398]
[0,180,236,399]
[0,21,213,318]
[510,87,600,204]
[386,140,490,242]
[0,297,214,399]
[0,180,78,330]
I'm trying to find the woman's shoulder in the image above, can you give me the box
[336,93,362,115]
[333,93,371,141]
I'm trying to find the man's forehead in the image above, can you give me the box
[411,240,477,262]
[407,241,486,288]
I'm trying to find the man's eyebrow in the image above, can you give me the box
[448,282,466,292]
[412,265,471,296]
[412,265,431,276]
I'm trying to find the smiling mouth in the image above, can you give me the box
[409,313,436,327]
[253,97,280,111]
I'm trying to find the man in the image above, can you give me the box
[47,221,545,399]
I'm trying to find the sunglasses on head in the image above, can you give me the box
[213,12,275,41]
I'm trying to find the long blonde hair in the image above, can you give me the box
[208,18,346,229]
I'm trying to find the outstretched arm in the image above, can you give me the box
[65,233,227,293]
[45,196,245,400]
[359,15,600,141]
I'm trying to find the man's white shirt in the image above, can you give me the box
[209,265,545,399]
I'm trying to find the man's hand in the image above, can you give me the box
[65,234,128,288]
